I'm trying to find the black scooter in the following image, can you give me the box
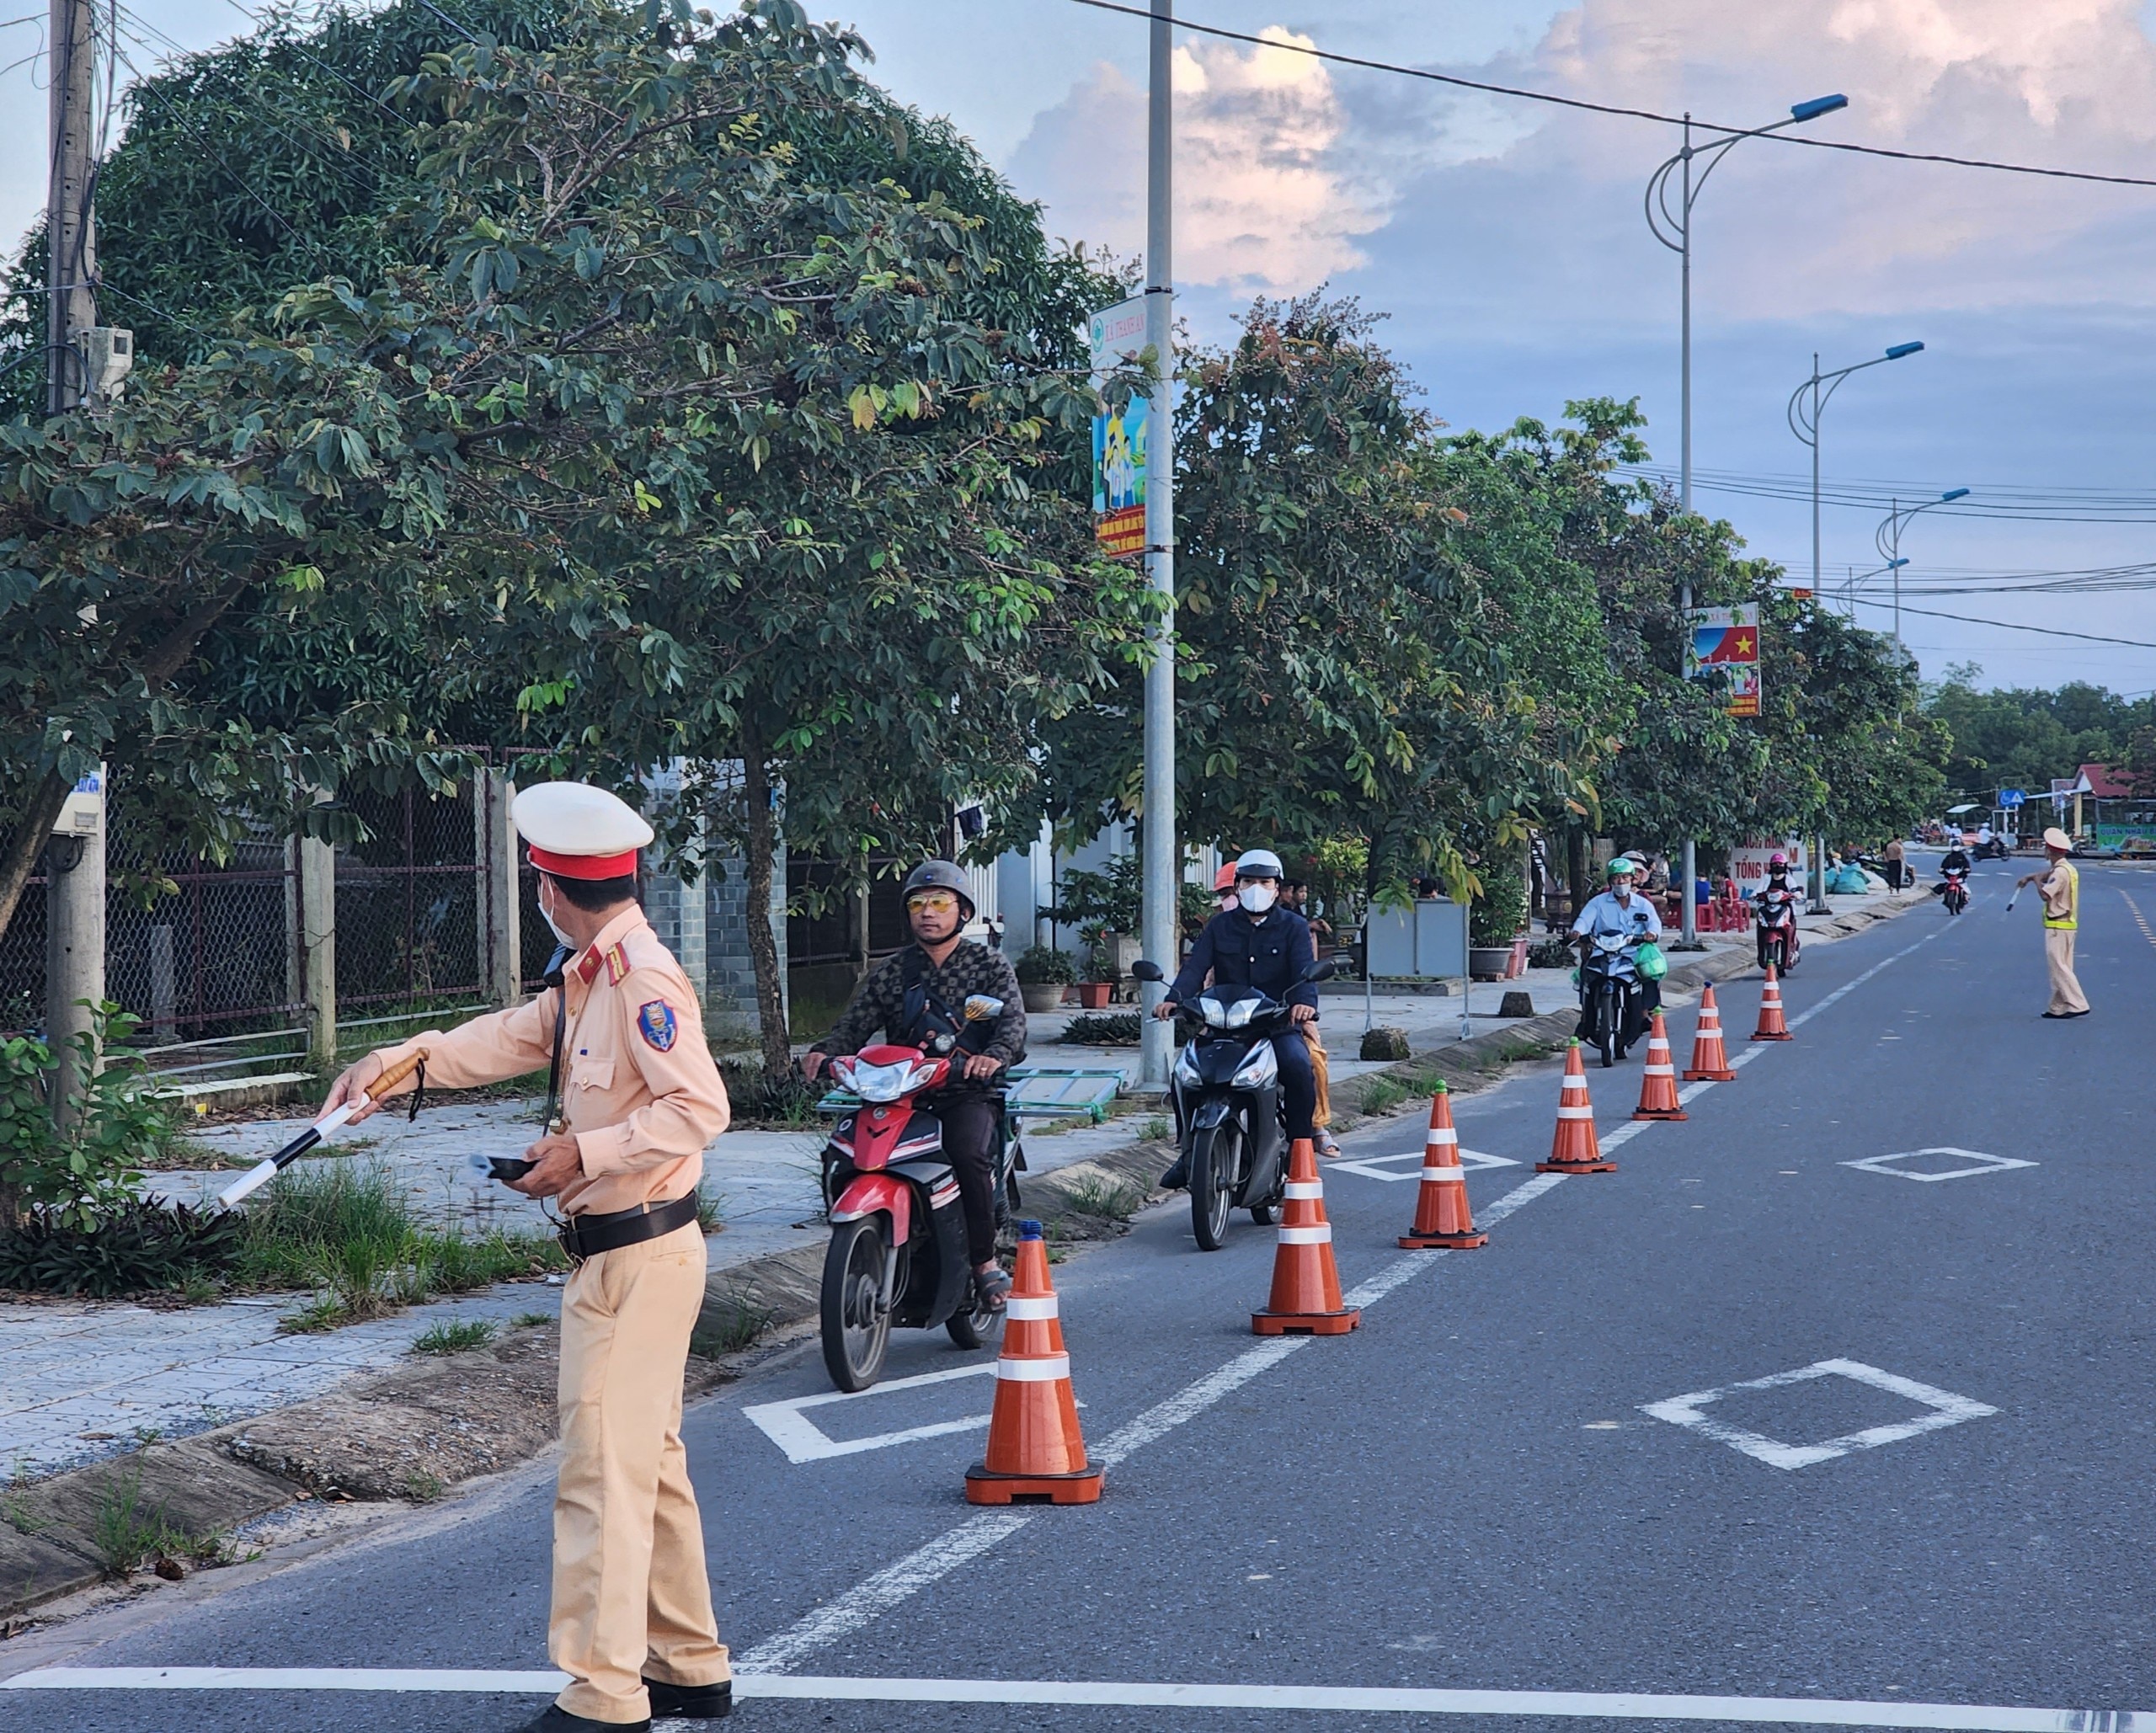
[1133,957,1335,1251]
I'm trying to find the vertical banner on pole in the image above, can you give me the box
[1088,296,1150,560]
[1686,604,1761,717]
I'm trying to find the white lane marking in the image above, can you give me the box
[1785,928,1944,1031]
[1092,1336,1309,1468]
[1641,1357,1998,1471]
[0,1668,573,1692]
[734,1510,1033,1675]
[741,1363,997,1464]
[1843,1148,2037,1183]
[10,1667,2143,1729]
[1332,1147,1515,1182]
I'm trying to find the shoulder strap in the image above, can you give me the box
[539,942,572,1133]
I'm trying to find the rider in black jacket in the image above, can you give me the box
[1151,849,1319,1189]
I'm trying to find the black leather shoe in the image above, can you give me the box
[646,1677,733,1719]
[515,1705,649,1732]
[1159,1154,1189,1190]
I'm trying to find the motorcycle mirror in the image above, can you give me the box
[963,994,1003,1021]
[1299,957,1338,984]
[1130,960,1166,984]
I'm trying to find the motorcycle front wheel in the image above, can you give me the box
[819,1217,891,1393]
[1597,986,1620,1068]
[1190,1122,1240,1251]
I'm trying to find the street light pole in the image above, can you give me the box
[1876,488,1971,652]
[1137,0,1177,1091]
[1645,93,1844,948]
[1785,339,1926,912]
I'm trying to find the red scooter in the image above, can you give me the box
[815,1001,1021,1392]
[1753,882,1802,973]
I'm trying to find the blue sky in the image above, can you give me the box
[9,0,2156,694]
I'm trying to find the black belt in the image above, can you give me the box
[558,1192,700,1262]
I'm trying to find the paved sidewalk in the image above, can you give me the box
[2,885,1903,1485]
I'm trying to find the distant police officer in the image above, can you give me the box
[325,782,734,1730]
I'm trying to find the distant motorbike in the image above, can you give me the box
[1753,882,1802,973]
[1935,866,1970,915]
[1974,836,2011,861]
[1134,956,1336,1251]
[812,996,1021,1392]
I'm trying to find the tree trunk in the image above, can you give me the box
[737,726,792,1080]
[1566,825,1588,918]
[0,770,72,953]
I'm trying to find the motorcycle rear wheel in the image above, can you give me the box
[1597,987,1620,1068]
[819,1217,891,1393]
[946,1288,1006,1353]
[1190,1122,1239,1251]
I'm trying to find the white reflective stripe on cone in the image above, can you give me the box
[1005,1297,1058,1321]
[995,1355,1071,1382]
[1645,1065,1675,1076]
[1425,1129,1458,1146]
[1278,1225,1332,1245]
[1556,1106,1594,1119]
[1283,1181,1324,1199]
[1420,1166,1465,1183]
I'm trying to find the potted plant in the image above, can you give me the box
[1470,863,1530,981]
[1048,860,1145,1010]
[1075,936,1117,1009]
[1012,945,1076,1014]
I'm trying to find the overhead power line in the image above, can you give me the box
[1849,595,2156,649]
[1069,0,2156,191]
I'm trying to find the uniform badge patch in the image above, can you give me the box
[637,1000,678,1053]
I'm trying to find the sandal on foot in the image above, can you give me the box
[974,1266,1012,1311]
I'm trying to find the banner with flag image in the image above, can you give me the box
[1686,604,1761,717]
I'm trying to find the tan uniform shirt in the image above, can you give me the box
[375,908,729,1217]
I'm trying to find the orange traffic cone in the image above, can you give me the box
[1252,1138,1362,1335]
[1682,982,1738,1082]
[1537,1040,1616,1174]
[965,1220,1102,1505]
[1751,963,1793,1041]
[1399,1082,1486,1249]
[1632,1012,1688,1122]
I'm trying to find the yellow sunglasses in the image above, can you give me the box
[905,890,961,914]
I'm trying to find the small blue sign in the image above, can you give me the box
[1997,788,2025,808]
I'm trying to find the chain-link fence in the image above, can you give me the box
[108,833,299,1044]
[338,783,487,1013]
[0,874,45,1036]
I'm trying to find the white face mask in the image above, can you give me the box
[538,882,574,946]
[1238,881,1278,914]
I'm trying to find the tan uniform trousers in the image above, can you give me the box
[1305,1020,1331,1130]
[552,1222,728,1724]
[2045,927,2090,1016]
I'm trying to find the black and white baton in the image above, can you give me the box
[216,1047,430,1207]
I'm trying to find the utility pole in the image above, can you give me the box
[1674,117,1699,950]
[1136,0,1177,1090]
[45,0,105,1122]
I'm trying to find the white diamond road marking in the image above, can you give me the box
[1841,1146,2038,1184]
[1331,1148,1518,1183]
[1641,1358,1999,1470]
[742,1364,997,1464]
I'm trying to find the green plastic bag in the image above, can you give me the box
[1634,940,1668,980]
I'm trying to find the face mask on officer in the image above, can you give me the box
[537,877,574,946]
[1238,879,1278,914]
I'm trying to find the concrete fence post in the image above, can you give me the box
[299,826,336,1073]
[480,770,521,1008]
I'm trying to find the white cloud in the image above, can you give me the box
[1008,27,1390,293]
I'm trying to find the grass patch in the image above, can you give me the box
[695,1188,724,1234]
[90,1467,194,1578]
[690,1296,775,1359]
[1059,1010,1141,1046]
[1139,1116,1171,1142]
[411,1319,499,1355]
[401,1472,446,1503]
[510,1310,554,1329]
[1056,1176,1145,1219]
[236,1160,565,1332]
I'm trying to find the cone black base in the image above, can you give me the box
[1536,1156,1617,1174]
[1398,1229,1488,1249]
[1682,1068,1736,1083]
[1752,1032,1794,1042]
[1251,1307,1361,1336]
[1631,1107,1688,1122]
[965,1464,1103,1505]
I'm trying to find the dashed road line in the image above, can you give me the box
[2122,888,2156,950]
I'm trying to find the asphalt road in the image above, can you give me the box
[7,856,2154,1732]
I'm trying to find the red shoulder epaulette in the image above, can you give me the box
[576,946,603,984]
[604,942,631,985]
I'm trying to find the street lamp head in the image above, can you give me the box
[1884,341,1924,360]
[1790,94,1849,123]
[1887,558,1909,568]
[1940,487,1971,502]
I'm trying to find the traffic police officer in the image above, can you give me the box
[325,781,734,1730]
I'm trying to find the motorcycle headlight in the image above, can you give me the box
[1199,996,1230,1029]
[1230,1042,1278,1091]
[1175,1045,1202,1087]
[1223,996,1257,1029]
[846,1059,915,1102]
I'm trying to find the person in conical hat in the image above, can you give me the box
[324,780,734,1730]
